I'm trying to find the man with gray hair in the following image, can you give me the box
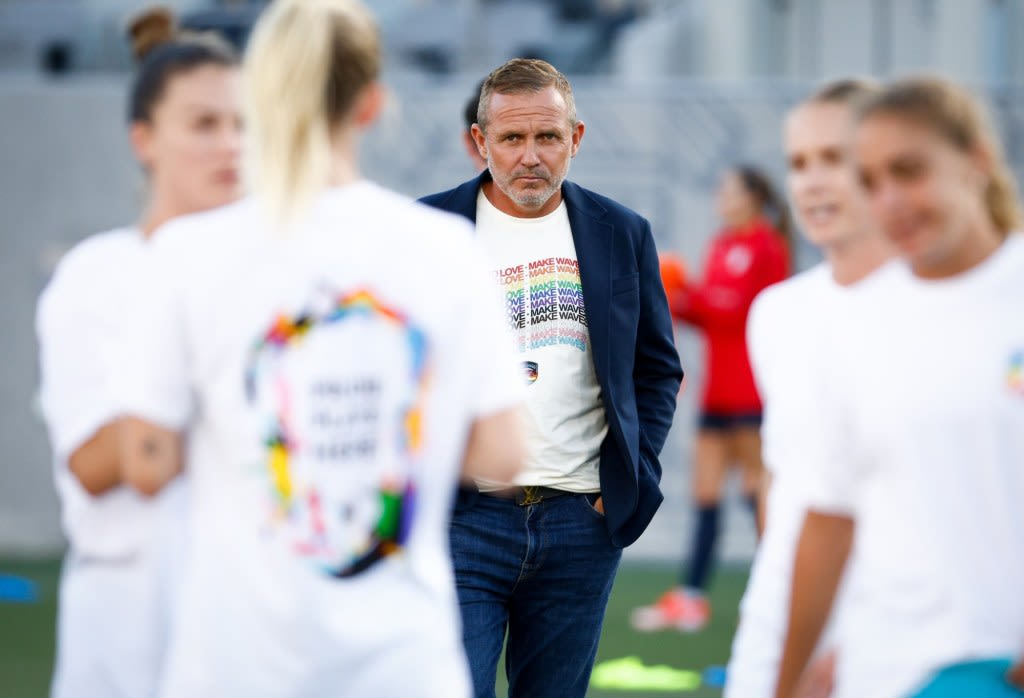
[421,58,683,697]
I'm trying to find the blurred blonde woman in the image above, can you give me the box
[777,77,1024,698]
[726,78,892,698]
[35,9,240,697]
[110,1,524,696]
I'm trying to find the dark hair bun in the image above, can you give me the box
[127,6,178,62]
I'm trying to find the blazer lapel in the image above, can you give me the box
[442,171,491,224]
[563,182,613,381]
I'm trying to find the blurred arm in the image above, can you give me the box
[794,650,836,698]
[461,407,524,484]
[1008,659,1024,689]
[118,417,183,497]
[775,511,853,698]
[668,283,748,331]
[36,255,129,497]
[106,233,192,497]
[670,235,788,332]
[67,420,124,496]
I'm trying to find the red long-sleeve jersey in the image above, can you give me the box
[669,218,789,414]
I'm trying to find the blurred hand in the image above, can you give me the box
[594,496,604,514]
[794,650,835,698]
[1007,657,1024,689]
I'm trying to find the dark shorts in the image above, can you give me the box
[699,410,763,431]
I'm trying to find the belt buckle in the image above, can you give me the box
[516,486,543,506]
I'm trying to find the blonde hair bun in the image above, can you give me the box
[127,6,178,63]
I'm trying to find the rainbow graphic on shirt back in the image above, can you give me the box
[1008,350,1024,396]
[245,287,431,579]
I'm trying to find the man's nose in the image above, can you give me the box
[521,140,541,167]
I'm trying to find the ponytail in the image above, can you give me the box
[243,0,380,229]
[984,158,1021,236]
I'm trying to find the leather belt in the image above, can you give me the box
[482,485,573,506]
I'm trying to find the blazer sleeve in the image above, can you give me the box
[634,221,685,456]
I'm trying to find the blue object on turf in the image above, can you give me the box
[702,665,727,688]
[913,658,1023,697]
[0,575,38,603]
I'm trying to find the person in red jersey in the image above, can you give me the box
[633,164,789,633]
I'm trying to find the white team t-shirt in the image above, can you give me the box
[473,190,606,492]
[727,263,903,697]
[38,228,187,559]
[803,234,1024,698]
[727,264,837,696]
[112,182,522,698]
[37,228,186,698]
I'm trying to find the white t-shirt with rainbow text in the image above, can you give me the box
[474,190,607,493]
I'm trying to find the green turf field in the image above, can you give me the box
[0,560,61,698]
[0,559,747,697]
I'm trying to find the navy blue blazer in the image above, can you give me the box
[420,172,684,547]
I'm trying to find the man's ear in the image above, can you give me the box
[462,130,486,170]
[471,123,487,159]
[570,120,585,158]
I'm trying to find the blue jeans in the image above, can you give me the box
[449,490,623,698]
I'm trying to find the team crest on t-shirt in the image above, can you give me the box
[244,287,431,578]
[1008,350,1024,396]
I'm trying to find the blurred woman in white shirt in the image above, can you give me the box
[776,77,1024,698]
[36,8,241,698]
[727,77,893,698]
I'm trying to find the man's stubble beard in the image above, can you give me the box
[489,157,572,213]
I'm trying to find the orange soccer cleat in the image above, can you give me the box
[630,587,710,633]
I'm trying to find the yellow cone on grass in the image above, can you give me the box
[590,656,702,692]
